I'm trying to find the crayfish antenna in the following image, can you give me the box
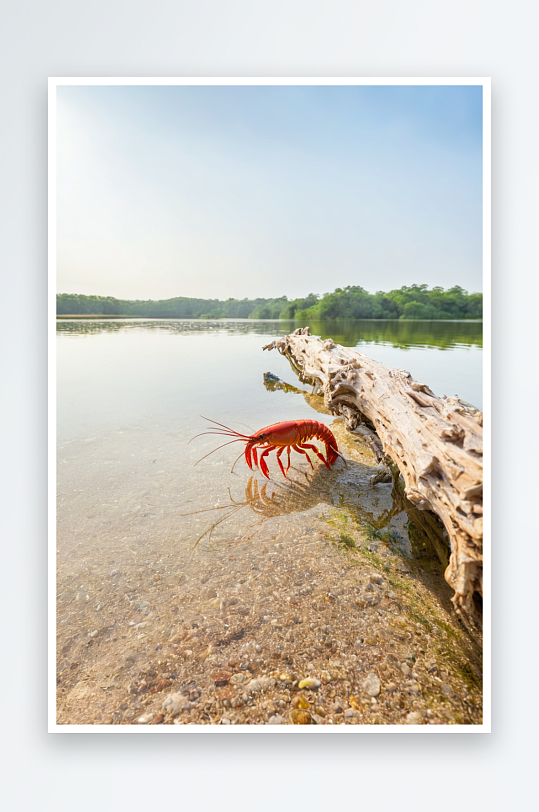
[230,450,246,474]
[193,438,245,466]
[199,416,253,439]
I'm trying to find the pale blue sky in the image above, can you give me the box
[56,84,483,300]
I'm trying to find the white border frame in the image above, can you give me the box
[48,76,491,734]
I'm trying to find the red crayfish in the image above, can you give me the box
[191,417,344,479]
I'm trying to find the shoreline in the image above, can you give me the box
[56,314,483,323]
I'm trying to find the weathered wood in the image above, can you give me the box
[263,327,483,624]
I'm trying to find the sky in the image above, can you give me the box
[56,83,483,301]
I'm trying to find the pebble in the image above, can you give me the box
[441,683,454,699]
[137,713,153,724]
[405,711,422,724]
[298,677,321,690]
[220,717,231,725]
[292,694,310,709]
[400,662,411,676]
[246,677,276,694]
[369,574,383,585]
[268,714,286,725]
[230,673,246,685]
[162,693,193,718]
[289,709,314,725]
[344,708,360,719]
[385,683,397,693]
[362,672,381,697]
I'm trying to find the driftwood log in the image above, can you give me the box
[263,327,483,625]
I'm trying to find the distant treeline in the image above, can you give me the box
[57,284,482,321]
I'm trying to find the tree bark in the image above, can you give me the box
[263,327,483,625]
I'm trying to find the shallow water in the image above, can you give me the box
[56,319,483,726]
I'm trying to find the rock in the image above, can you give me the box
[213,671,231,687]
[289,710,314,725]
[230,673,246,685]
[362,672,381,697]
[220,717,231,725]
[400,662,411,676]
[441,683,454,699]
[162,692,193,718]
[298,677,321,690]
[405,711,422,724]
[369,574,383,585]
[291,694,310,709]
[344,708,359,719]
[246,677,276,694]
[137,713,153,724]
[268,714,286,725]
[385,683,398,693]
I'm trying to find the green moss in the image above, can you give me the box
[406,609,432,631]
[454,660,481,690]
[433,618,460,641]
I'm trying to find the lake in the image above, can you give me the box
[55,319,483,727]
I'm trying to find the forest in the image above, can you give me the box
[56,284,482,321]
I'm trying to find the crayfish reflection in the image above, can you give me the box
[181,463,407,550]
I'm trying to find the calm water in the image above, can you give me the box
[57,318,482,443]
[56,318,483,726]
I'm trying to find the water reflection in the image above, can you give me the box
[57,317,482,350]
[189,453,448,577]
[306,318,482,350]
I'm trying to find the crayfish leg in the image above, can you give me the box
[292,443,316,470]
[245,444,256,471]
[299,441,331,470]
[275,446,288,479]
[258,445,275,479]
